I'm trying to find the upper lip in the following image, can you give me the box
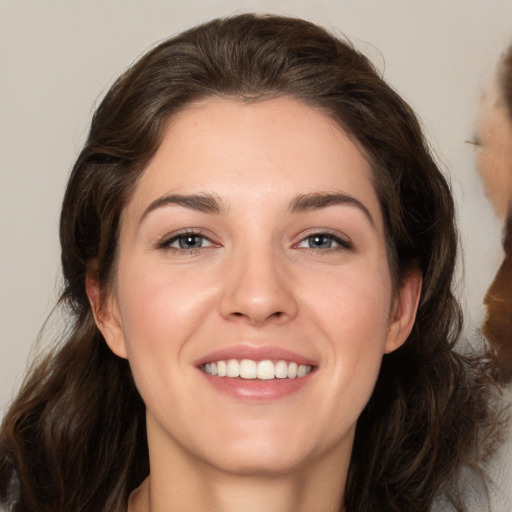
[194,343,317,367]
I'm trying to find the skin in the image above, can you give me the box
[87,97,421,512]
[476,82,512,221]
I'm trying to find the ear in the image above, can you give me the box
[384,268,422,354]
[85,261,128,359]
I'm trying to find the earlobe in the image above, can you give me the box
[384,268,422,354]
[85,263,128,359]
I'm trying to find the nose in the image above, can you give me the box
[219,247,298,326]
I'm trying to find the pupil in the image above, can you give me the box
[310,235,331,248]
[179,235,202,249]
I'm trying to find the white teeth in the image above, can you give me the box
[217,360,227,377]
[240,359,257,379]
[297,365,308,377]
[257,360,275,380]
[226,359,240,377]
[287,362,298,378]
[275,360,288,379]
[202,359,312,380]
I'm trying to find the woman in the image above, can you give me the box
[477,44,512,382]
[0,14,502,512]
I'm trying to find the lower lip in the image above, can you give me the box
[198,370,314,401]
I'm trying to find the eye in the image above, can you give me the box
[159,231,214,251]
[296,232,352,250]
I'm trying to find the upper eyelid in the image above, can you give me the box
[157,229,216,247]
[294,230,353,248]
[155,228,353,248]
[297,227,350,239]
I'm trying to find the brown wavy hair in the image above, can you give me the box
[0,13,502,512]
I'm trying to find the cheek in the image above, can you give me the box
[293,266,393,442]
[336,284,391,389]
[114,259,216,369]
[478,148,512,219]
[113,260,222,419]
[307,261,393,370]
[478,146,506,187]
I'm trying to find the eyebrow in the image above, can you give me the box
[140,193,225,223]
[289,192,375,226]
[139,191,374,226]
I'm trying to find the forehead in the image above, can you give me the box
[125,96,383,229]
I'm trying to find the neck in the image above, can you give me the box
[129,466,346,512]
[128,414,351,512]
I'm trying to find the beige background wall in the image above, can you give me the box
[1,0,511,505]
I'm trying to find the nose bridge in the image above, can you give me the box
[219,238,297,325]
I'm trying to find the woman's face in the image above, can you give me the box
[93,97,419,477]
[476,82,512,220]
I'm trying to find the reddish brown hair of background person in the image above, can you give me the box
[483,209,512,381]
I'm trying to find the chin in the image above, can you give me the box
[197,424,334,478]
[206,447,309,478]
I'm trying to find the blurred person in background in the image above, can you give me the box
[476,44,512,383]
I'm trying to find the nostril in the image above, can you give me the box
[220,283,298,324]
[228,309,286,324]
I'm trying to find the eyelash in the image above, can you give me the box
[295,231,353,253]
[157,230,216,254]
[157,229,353,255]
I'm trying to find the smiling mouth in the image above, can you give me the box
[201,359,313,380]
